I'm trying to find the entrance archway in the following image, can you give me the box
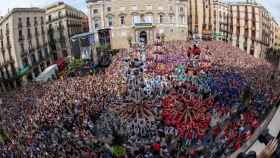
[139,31,147,45]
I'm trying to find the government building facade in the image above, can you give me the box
[87,0,193,48]
[87,0,278,59]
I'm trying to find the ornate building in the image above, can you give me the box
[87,0,191,48]
[0,8,50,92]
[46,2,88,60]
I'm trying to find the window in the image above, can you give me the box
[144,15,153,23]
[169,15,173,23]
[18,18,22,27]
[94,18,100,29]
[180,7,184,13]
[159,15,163,23]
[108,15,113,27]
[48,15,52,22]
[133,16,140,24]
[26,17,30,26]
[93,9,98,14]
[58,11,62,18]
[41,16,44,25]
[19,30,23,39]
[34,17,37,25]
[180,16,185,24]
[120,16,125,25]
[27,28,31,38]
[107,7,111,12]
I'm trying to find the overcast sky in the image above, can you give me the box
[0,0,279,23]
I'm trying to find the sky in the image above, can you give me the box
[0,0,279,24]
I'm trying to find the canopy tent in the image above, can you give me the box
[16,65,31,77]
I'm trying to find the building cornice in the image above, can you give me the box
[0,8,45,25]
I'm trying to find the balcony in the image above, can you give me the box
[133,22,155,29]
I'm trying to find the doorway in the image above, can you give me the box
[139,31,147,45]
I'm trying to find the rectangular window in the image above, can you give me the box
[94,19,100,29]
[159,15,163,23]
[41,16,44,25]
[93,9,98,14]
[19,30,23,39]
[180,7,184,13]
[180,16,185,24]
[133,16,140,24]
[107,7,111,12]
[26,17,30,27]
[120,16,125,25]
[108,16,113,27]
[144,16,153,23]
[169,15,173,23]
[34,17,37,25]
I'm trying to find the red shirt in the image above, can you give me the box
[153,143,161,152]
[192,47,201,56]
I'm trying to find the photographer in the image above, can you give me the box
[258,139,279,158]
[238,138,279,158]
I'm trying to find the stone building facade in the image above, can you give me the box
[46,2,88,60]
[213,0,229,40]
[274,28,280,49]
[87,0,190,49]
[0,8,50,92]
[213,0,278,58]
[188,0,214,38]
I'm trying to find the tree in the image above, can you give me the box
[127,36,133,47]
[265,48,280,67]
[160,33,166,43]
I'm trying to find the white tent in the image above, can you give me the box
[35,64,58,82]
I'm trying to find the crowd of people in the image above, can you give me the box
[0,40,280,158]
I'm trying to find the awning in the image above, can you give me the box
[16,65,31,77]
[213,32,222,37]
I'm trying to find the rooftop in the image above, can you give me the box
[0,7,45,25]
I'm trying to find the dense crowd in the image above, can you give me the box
[0,41,280,158]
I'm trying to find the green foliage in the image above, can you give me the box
[160,33,166,42]
[127,36,133,47]
[112,49,120,56]
[112,146,126,157]
[265,48,280,66]
[67,58,85,73]
[96,42,111,51]
[0,129,9,144]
